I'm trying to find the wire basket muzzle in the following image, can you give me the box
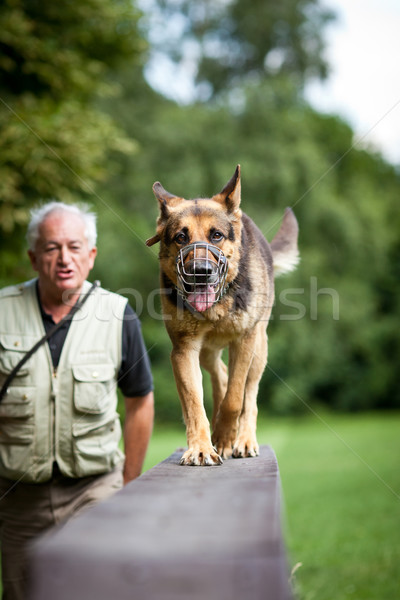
[175,243,229,311]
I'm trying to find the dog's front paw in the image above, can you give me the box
[179,446,223,466]
[232,435,259,458]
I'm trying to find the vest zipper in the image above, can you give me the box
[51,368,58,466]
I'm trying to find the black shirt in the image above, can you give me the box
[39,295,153,398]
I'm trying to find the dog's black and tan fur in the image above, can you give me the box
[147,165,299,465]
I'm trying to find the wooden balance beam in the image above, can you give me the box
[28,445,292,600]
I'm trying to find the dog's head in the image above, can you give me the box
[147,165,243,312]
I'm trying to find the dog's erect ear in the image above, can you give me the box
[212,165,241,214]
[146,182,184,246]
[153,182,184,209]
[152,181,184,220]
[152,182,177,203]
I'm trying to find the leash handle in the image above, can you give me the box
[0,280,100,402]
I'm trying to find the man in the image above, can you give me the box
[0,201,154,599]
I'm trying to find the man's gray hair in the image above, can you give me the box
[27,201,97,251]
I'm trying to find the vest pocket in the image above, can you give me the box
[0,386,35,442]
[0,386,35,479]
[72,364,116,414]
[72,416,123,477]
[0,333,36,386]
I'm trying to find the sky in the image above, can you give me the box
[305,0,400,165]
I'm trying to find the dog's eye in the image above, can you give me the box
[175,232,188,245]
[210,230,224,243]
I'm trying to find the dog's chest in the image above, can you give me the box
[203,311,255,346]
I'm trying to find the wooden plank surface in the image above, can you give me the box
[28,445,292,600]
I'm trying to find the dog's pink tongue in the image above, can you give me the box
[187,286,216,312]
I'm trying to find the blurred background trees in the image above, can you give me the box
[1,0,399,420]
[0,0,143,274]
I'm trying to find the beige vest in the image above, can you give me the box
[0,279,127,483]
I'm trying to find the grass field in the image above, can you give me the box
[143,411,400,600]
[1,411,398,599]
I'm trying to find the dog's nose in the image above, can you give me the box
[184,259,218,284]
[190,259,214,275]
[185,258,215,275]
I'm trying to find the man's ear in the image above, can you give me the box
[88,246,97,269]
[212,165,241,214]
[27,249,38,272]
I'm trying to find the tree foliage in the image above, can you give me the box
[1,0,399,419]
[0,0,144,236]
[149,0,334,97]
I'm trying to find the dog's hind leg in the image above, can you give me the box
[199,347,228,431]
[233,322,268,458]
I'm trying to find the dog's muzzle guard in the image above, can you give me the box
[176,243,229,313]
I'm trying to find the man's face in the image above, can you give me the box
[28,211,97,302]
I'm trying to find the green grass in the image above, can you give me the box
[143,411,400,600]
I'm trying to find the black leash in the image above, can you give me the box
[0,280,100,403]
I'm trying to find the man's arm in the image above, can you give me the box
[123,391,154,484]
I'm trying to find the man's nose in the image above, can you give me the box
[58,246,71,264]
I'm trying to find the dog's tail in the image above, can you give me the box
[270,208,300,276]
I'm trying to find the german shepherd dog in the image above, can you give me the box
[146,165,299,466]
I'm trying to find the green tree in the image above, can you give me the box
[0,0,144,261]
[2,0,399,418]
[149,0,334,98]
